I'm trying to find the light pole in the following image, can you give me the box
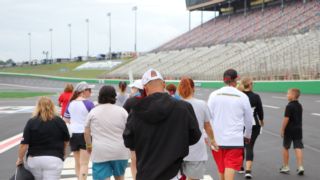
[68,24,72,60]
[49,28,53,60]
[28,32,32,64]
[86,18,90,59]
[132,6,137,55]
[107,13,111,60]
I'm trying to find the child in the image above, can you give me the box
[280,88,304,175]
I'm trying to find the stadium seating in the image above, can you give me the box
[107,0,320,80]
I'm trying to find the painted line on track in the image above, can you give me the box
[0,133,22,154]
[272,96,286,100]
[263,129,320,153]
[311,113,320,117]
[0,83,61,90]
[263,104,281,109]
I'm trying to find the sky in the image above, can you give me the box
[0,0,216,62]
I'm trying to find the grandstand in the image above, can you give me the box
[107,0,320,80]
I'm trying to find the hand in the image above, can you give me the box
[16,158,23,166]
[259,120,264,127]
[280,130,284,138]
[244,137,251,144]
[210,139,219,152]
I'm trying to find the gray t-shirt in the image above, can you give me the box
[85,103,130,162]
[183,98,211,161]
[116,92,130,107]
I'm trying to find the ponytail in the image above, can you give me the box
[178,77,194,99]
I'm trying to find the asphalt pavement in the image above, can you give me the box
[0,76,320,179]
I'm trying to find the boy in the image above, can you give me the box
[280,88,304,175]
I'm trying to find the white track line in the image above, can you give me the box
[263,104,281,109]
[0,133,23,154]
[311,113,320,117]
[0,83,61,90]
[271,96,286,100]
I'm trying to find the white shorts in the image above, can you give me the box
[27,156,63,180]
[182,161,206,179]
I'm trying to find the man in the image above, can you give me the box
[207,69,253,180]
[123,68,202,180]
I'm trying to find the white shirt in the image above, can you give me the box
[183,98,211,161]
[64,100,94,133]
[207,86,253,147]
[85,103,130,162]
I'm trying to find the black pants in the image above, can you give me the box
[245,125,261,161]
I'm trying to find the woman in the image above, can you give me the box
[116,81,129,107]
[64,81,95,180]
[239,77,264,179]
[16,97,70,180]
[178,77,218,180]
[84,86,129,180]
[58,83,73,117]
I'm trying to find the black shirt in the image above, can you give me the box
[123,96,143,113]
[284,100,303,139]
[21,116,70,161]
[244,91,264,126]
[123,93,201,180]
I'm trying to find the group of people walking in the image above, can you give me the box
[15,68,304,180]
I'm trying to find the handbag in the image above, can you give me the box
[9,164,34,180]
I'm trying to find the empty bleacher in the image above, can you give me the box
[107,0,320,80]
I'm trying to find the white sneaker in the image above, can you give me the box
[280,166,290,174]
[245,170,252,179]
[297,166,304,176]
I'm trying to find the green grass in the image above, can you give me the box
[0,62,106,78]
[0,92,55,98]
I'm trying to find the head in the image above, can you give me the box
[128,79,143,96]
[64,83,74,93]
[142,69,165,96]
[70,81,94,101]
[32,96,57,122]
[166,84,177,96]
[178,77,195,99]
[240,77,253,92]
[118,81,127,93]
[98,85,117,104]
[223,69,239,87]
[287,88,300,101]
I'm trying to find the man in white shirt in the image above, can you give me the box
[207,69,253,180]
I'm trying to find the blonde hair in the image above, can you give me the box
[240,77,253,91]
[32,96,57,122]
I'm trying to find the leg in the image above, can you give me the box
[218,173,225,180]
[295,148,303,167]
[73,151,80,178]
[130,151,137,179]
[114,176,125,180]
[26,157,43,180]
[79,149,90,180]
[282,148,289,166]
[245,126,260,171]
[224,168,235,180]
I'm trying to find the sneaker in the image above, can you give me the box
[280,166,290,174]
[297,166,304,176]
[245,170,252,179]
[238,167,245,174]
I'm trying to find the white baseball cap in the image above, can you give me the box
[141,68,164,85]
[74,81,95,92]
[128,79,143,90]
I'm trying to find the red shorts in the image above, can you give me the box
[212,148,244,173]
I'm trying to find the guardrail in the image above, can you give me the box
[1,72,319,94]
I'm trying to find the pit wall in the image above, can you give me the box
[1,72,319,94]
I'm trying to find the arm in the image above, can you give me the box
[204,122,218,151]
[256,95,264,126]
[281,117,289,138]
[123,113,135,150]
[84,127,92,153]
[243,96,253,140]
[16,144,28,166]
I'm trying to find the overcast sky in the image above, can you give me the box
[0,0,216,62]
